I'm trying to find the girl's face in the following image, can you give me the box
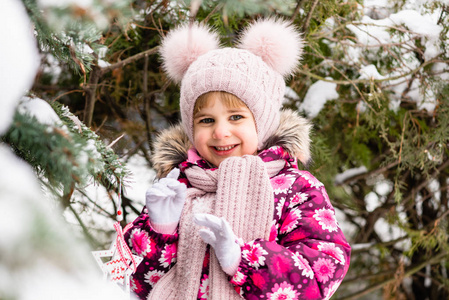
[193,93,258,167]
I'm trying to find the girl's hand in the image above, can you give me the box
[194,213,241,276]
[145,168,186,234]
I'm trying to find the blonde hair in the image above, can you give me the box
[193,91,247,117]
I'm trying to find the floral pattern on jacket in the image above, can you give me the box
[124,146,351,300]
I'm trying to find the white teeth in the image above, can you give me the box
[215,145,234,151]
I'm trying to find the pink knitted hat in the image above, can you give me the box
[160,19,304,149]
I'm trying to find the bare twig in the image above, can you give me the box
[143,54,154,154]
[290,0,304,22]
[336,162,399,186]
[343,268,396,285]
[77,188,115,218]
[107,133,126,148]
[99,46,159,76]
[437,5,447,25]
[82,66,101,127]
[131,23,161,31]
[147,0,166,19]
[82,46,160,127]
[401,159,449,205]
[337,251,449,300]
[51,89,85,103]
[350,234,409,255]
[400,73,417,101]
[203,3,224,24]
[302,0,319,33]
[68,204,100,248]
[398,113,408,164]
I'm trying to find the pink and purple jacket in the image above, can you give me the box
[124,110,351,299]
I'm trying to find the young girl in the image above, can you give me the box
[125,19,351,300]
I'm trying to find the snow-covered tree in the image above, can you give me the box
[0,1,132,299]
[1,0,448,299]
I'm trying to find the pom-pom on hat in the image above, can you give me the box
[159,19,304,149]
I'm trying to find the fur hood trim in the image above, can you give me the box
[151,109,312,178]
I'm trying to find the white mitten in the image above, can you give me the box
[145,168,186,234]
[194,213,241,276]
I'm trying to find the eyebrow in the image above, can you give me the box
[193,112,208,119]
[227,108,248,113]
[193,107,250,119]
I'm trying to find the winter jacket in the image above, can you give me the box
[124,109,351,299]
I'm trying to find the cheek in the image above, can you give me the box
[193,129,207,153]
[249,134,259,153]
[244,124,259,154]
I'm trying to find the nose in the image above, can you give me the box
[212,121,231,140]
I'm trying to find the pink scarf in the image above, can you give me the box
[148,155,285,299]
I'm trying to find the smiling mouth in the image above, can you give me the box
[214,145,237,151]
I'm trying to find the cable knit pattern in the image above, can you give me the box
[148,187,210,299]
[209,156,278,299]
[159,19,305,151]
[125,146,351,300]
[125,145,351,300]
[180,48,284,149]
[149,155,282,299]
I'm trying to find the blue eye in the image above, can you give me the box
[199,118,214,124]
[230,115,243,121]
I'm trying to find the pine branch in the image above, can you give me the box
[53,102,130,189]
[3,112,84,190]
